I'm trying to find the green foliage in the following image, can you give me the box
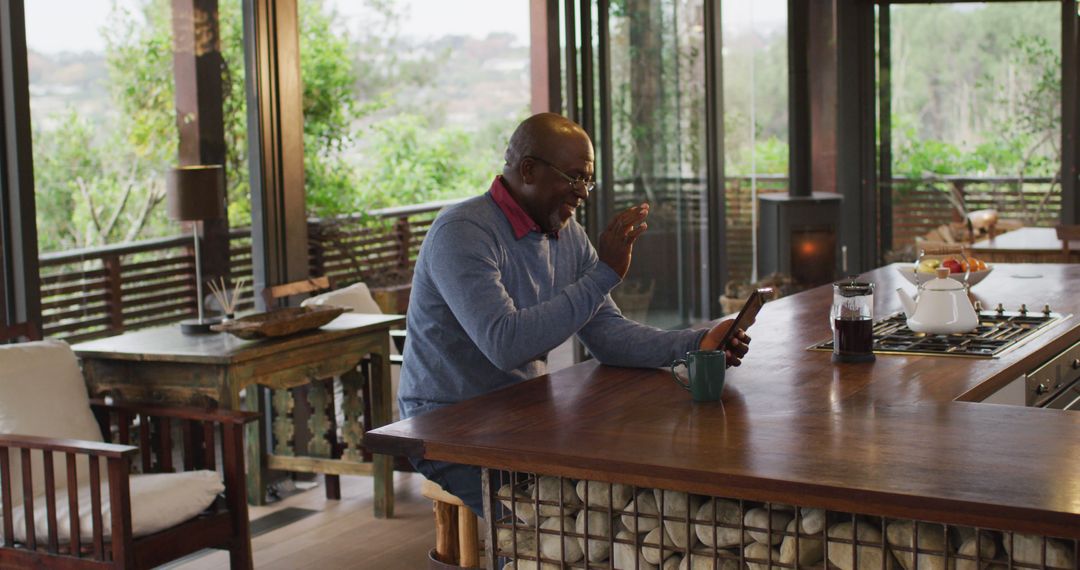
[32,0,176,252]
[33,0,520,251]
[352,114,501,210]
[889,4,1060,179]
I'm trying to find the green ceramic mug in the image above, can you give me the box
[670,350,726,402]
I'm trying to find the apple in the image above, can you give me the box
[916,259,941,274]
[942,259,963,274]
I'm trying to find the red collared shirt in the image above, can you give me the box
[488,176,558,239]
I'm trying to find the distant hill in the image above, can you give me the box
[27,49,111,130]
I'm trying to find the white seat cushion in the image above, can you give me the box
[302,281,385,316]
[0,340,104,507]
[302,282,402,419]
[10,470,224,542]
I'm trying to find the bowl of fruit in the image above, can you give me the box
[897,256,993,287]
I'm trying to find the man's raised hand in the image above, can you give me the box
[598,203,649,279]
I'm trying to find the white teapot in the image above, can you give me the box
[896,267,979,334]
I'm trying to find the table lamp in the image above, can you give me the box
[167,165,225,334]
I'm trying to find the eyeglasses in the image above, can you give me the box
[525,155,596,194]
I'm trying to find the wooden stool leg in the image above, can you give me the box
[433,500,459,564]
[324,475,341,499]
[457,506,479,568]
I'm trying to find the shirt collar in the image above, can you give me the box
[488,176,558,240]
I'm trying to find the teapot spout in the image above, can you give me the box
[896,288,916,318]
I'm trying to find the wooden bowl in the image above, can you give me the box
[211,306,348,340]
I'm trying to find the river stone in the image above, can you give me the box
[744,507,794,545]
[780,516,824,566]
[501,561,560,570]
[955,531,998,570]
[535,516,583,563]
[577,479,633,511]
[678,552,741,570]
[642,526,676,565]
[661,555,682,570]
[1003,533,1075,568]
[799,508,827,535]
[497,527,538,556]
[575,509,615,562]
[532,476,581,517]
[886,521,950,570]
[744,541,782,570]
[622,491,661,534]
[693,499,748,548]
[653,490,704,549]
[612,530,659,570]
[827,521,899,570]
[499,483,537,525]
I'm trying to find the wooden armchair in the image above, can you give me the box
[1056,224,1080,262]
[0,337,258,569]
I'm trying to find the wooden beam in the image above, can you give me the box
[171,0,230,288]
[1063,0,1079,224]
[242,0,308,310]
[787,0,811,198]
[808,0,838,197]
[530,0,561,114]
[835,0,879,272]
[704,0,727,318]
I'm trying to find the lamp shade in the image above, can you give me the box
[166,165,225,221]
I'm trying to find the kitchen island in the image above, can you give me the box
[368,264,1080,569]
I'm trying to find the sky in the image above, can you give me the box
[24,0,531,54]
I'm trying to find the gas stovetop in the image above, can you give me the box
[810,305,1066,358]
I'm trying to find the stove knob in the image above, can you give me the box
[1043,304,1052,315]
[995,303,1005,313]
[973,301,983,312]
[1019,304,1028,314]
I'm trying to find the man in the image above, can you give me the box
[398,113,750,515]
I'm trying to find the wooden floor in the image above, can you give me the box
[175,472,437,570]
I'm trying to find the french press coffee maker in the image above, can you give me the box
[830,278,876,363]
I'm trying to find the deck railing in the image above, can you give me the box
[37,176,1060,341]
[38,201,460,343]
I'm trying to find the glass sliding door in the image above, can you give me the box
[571,0,710,328]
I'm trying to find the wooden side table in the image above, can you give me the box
[72,313,404,517]
[971,227,1080,263]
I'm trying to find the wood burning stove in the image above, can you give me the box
[758,193,843,287]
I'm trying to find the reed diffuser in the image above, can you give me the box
[207,277,245,322]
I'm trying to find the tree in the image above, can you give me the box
[32,0,517,253]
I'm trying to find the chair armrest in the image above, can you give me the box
[0,434,137,458]
[90,399,259,425]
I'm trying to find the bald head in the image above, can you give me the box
[503,113,589,171]
[499,113,594,234]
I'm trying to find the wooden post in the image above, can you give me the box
[458,506,479,567]
[0,0,42,333]
[530,0,560,114]
[103,254,125,333]
[107,458,135,568]
[394,217,411,269]
[222,422,254,569]
[243,0,309,311]
[171,0,230,287]
[433,500,458,564]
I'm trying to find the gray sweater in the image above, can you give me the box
[398,193,707,419]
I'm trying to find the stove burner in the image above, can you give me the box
[810,310,1065,358]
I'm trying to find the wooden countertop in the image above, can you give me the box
[368,264,1080,538]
